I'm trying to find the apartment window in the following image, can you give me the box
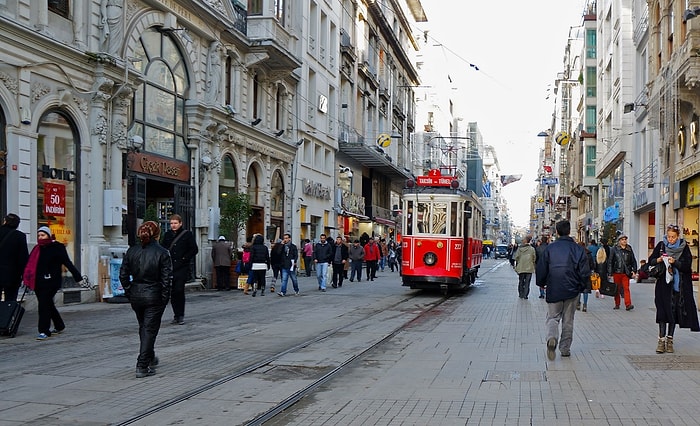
[248,0,262,15]
[586,66,596,97]
[586,105,596,133]
[48,0,69,18]
[585,29,596,59]
[667,6,674,56]
[275,0,285,25]
[585,145,596,177]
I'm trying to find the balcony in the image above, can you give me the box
[340,29,357,62]
[338,123,411,181]
[245,16,302,72]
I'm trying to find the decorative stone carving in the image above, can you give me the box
[31,83,51,104]
[93,109,108,145]
[0,72,19,96]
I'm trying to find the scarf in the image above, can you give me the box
[23,238,52,290]
[663,236,686,291]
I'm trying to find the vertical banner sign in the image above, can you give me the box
[44,182,66,216]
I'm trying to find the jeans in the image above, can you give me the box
[350,260,363,281]
[280,268,299,294]
[546,295,578,354]
[518,273,532,298]
[131,301,166,368]
[316,262,329,289]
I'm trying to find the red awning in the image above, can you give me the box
[373,217,396,226]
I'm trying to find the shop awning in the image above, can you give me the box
[338,210,369,220]
[373,217,396,226]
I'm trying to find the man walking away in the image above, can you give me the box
[514,236,536,299]
[161,214,198,325]
[0,214,29,301]
[536,220,590,360]
[211,236,232,290]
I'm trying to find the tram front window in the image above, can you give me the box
[416,202,448,234]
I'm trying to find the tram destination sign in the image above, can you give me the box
[416,175,455,187]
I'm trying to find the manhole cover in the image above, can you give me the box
[483,371,546,382]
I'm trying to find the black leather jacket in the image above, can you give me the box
[607,244,637,276]
[120,241,173,305]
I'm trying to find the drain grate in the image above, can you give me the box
[627,355,700,370]
[483,370,546,382]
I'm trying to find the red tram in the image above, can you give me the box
[400,170,483,294]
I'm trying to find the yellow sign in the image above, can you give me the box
[687,175,700,207]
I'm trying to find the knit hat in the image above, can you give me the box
[37,226,52,237]
[618,234,628,241]
[218,235,226,241]
[137,221,161,246]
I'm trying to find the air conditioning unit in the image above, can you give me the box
[340,131,349,143]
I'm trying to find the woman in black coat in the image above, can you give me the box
[249,234,270,297]
[648,224,700,354]
[23,226,82,340]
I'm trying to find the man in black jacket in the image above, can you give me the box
[313,234,333,291]
[0,214,28,301]
[278,233,299,296]
[536,220,590,360]
[331,235,349,288]
[161,214,198,325]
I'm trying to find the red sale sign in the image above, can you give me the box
[44,182,66,216]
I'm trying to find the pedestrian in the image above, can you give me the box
[535,236,549,299]
[0,213,29,302]
[536,220,591,359]
[313,234,332,291]
[594,245,607,299]
[23,226,83,340]
[508,243,517,268]
[343,236,351,279]
[331,235,349,288]
[388,241,399,272]
[302,239,313,277]
[348,239,365,282]
[607,234,638,311]
[277,233,299,296]
[379,238,388,272]
[119,221,172,378]
[514,235,536,299]
[249,233,270,296]
[648,224,700,353]
[241,242,252,294]
[363,237,380,281]
[161,214,198,325]
[577,241,595,312]
[587,239,599,258]
[211,236,232,291]
[270,238,284,293]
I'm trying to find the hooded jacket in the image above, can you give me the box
[536,235,591,303]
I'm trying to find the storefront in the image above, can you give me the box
[679,173,700,278]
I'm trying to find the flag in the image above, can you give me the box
[500,174,522,187]
[482,181,491,197]
[543,165,552,173]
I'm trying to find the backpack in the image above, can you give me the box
[242,251,251,264]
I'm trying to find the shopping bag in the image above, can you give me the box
[599,279,618,297]
[590,273,601,291]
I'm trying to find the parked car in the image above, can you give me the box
[494,245,509,259]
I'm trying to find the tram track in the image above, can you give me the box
[116,265,499,426]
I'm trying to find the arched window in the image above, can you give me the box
[130,28,190,161]
[270,170,284,214]
[247,167,259,205]
[36,111,80,270]
[219,155,238,204]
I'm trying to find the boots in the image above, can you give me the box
[666,336,674,353]
[582,304,587,312]
[252,283,257,297]
[656,337,666,353]
[244,283,250,295]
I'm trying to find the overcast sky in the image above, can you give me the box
[420,0,588,227]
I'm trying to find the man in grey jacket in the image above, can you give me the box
[348,239,365,282]
[536,220,590,360]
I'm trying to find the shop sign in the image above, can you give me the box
[40,165,76,182]
[44,182,66,216]
[416,175,455,187]
[675,161,700,181]
[633,189,650,210]
[541,177,559,185]
[687,175,700,207]
[126,152,190,182]
[339,189,366,215]
[302,178,332,200]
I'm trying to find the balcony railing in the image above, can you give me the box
[231,3,247,35]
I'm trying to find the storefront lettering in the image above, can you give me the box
[633,190,649,210]
[41,165,76,182]
[675,161,700,181]
[302,178,331,200]
[127,153,190,182]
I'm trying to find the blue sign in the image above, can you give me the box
[541,177,559,185]
[535,208,545,213]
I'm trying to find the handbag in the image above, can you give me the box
[599,279,618,297]
[590,273,601,291]
[647,262,666,279]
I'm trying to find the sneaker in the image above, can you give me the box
[321,288,326,292]
[626,305,634,311]
[560,351,571,357]
[546,337,557,360]
[294,291,300,296]
[277,292,285,297]
[149,357,159,368]
[332,284,337,288]
[50,328,64,335]
[170,318,180,324]
[135,367,156,378]
[36,333,50,341]
[613,305,620,310]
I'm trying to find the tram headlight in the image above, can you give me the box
[423,252,437,266]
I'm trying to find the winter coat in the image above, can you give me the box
[363,241,381,261]
[0,226,29,288]
[281,242,298,270]
[211,240,232,267]
[34,241,82,292]
[513,244,536,274]
[607,244,637,277]
[348,244,365,261]
[649,240,700,331]
[120,240,172,306]
[536,235,591,303]
[332,242,349,264]
[249,234,271,267]
[313,240,333,263]
[161,228,198,275]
